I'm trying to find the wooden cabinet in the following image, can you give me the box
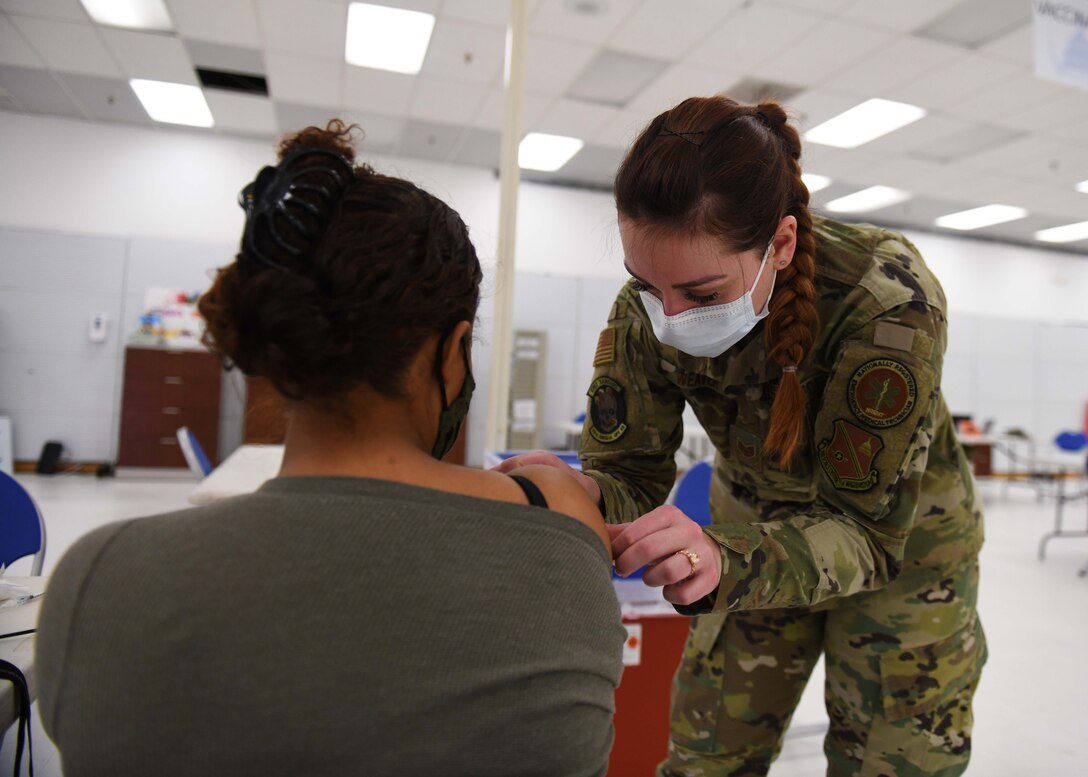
[118,347,222,468]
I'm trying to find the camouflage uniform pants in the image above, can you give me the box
[659,558,986,777]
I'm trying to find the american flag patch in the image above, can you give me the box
[593,328,615,366]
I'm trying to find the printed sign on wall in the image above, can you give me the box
[1033,1,1088,91]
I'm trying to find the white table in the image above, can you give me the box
[188,444,285,506]
[1,576,46,734]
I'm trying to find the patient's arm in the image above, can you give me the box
[512,464,611,553]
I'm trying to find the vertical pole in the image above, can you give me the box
[484,0,528,455]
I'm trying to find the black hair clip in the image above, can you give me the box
[238,148,355,271]
[658,126,706,148]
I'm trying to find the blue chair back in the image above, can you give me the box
[1054,431,1087,452]
[0,471,46,575]
[672,460,714,526]
[177,427,213,478]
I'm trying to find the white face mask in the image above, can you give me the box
[640,241,775,358]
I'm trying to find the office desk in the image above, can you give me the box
[189,444,284,505]
[1,577,46,734]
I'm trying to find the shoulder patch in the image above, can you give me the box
[818,419,884,491]
[593,328,615,366]
[873,321,915,352]
[587,376,628,443]
[847,359,916,428]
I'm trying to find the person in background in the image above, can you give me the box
[498,95,986,776]
[35,121,624,777]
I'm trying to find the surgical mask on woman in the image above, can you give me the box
[640,240,775,358]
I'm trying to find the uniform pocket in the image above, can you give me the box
[879,616,985,721]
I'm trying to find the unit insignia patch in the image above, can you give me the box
[588,376,628,443]
[848,359,916,428]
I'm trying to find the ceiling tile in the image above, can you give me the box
[533,97,618,138]
[949,73,1065,125]
[408,76,487,124]
[448,125,501,168]
[441,0,510,28]
[0,0,87,22]
[0,63,85,118]
[99,28,196,83]
[56,71,153,125]
[823,35,963,96]
[8,15,121,78]
[915,0,1031,48]
[836,0,965,34]
[626,63,740,116]
[470,88,552,131]
[185,40,265,75]
[275,100,351,137]
[166,0,261,47]
[265,51,340,106]
[768,0,853,13]
[543,142,622,188]
[1000,91,1088,136]
[0,14,45,67]
[863,114,978,156]
[799,142,888,182]
[528,0,637,45]
[256,0,345,57]
[859,156,963,198]
[352,112,408,155]
[685,2,819,74]
[756,20,893,89]
[908,122,1024,164]
[884,53,1023,112]
[977,22,1032,65]
[342,66,415,116]
[362,0,442,14]
[205,90,276,134]
[420,18,505,85]
[780,88,863,133]
[399,118,465,162]
[566,49,668,107]
[607,0,742,60]
[523,34,599,97]
[588,107,652,149]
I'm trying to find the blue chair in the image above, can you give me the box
[177,427,213,479]
[668,460,714,526]
[1054,430,1087,453]
[0,471,46,575]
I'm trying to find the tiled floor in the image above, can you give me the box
[4,474,1087,775]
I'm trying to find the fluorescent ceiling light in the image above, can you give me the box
[802,173,832,194]
[935,204,1028,231]
[804,98,926,149]
[130,79,213,128]
[1076,179,1088,194]
[825,186,911,214]
[80,0,173,31]
[345,3,435,74]
[518,133,584,172]
[1035,221,1088,243]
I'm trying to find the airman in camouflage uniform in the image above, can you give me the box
[581,217,986,776]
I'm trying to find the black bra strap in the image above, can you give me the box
[509,474,549,509]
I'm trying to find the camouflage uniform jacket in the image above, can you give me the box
[581,217,984,614]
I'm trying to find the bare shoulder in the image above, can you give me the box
[512,464,610,553]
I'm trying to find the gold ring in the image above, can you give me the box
[676,549,699,580]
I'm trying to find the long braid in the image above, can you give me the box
[757,102,819,468]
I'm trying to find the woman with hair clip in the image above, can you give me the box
[36,121,624,777]
[497,96,986,776]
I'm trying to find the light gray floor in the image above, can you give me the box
[4,474,1087,775]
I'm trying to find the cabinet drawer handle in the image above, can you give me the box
[164,377,183,385]
[160,437,178,446]
[162,407,180,415]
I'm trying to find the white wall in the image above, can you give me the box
[1,111,1085,467]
